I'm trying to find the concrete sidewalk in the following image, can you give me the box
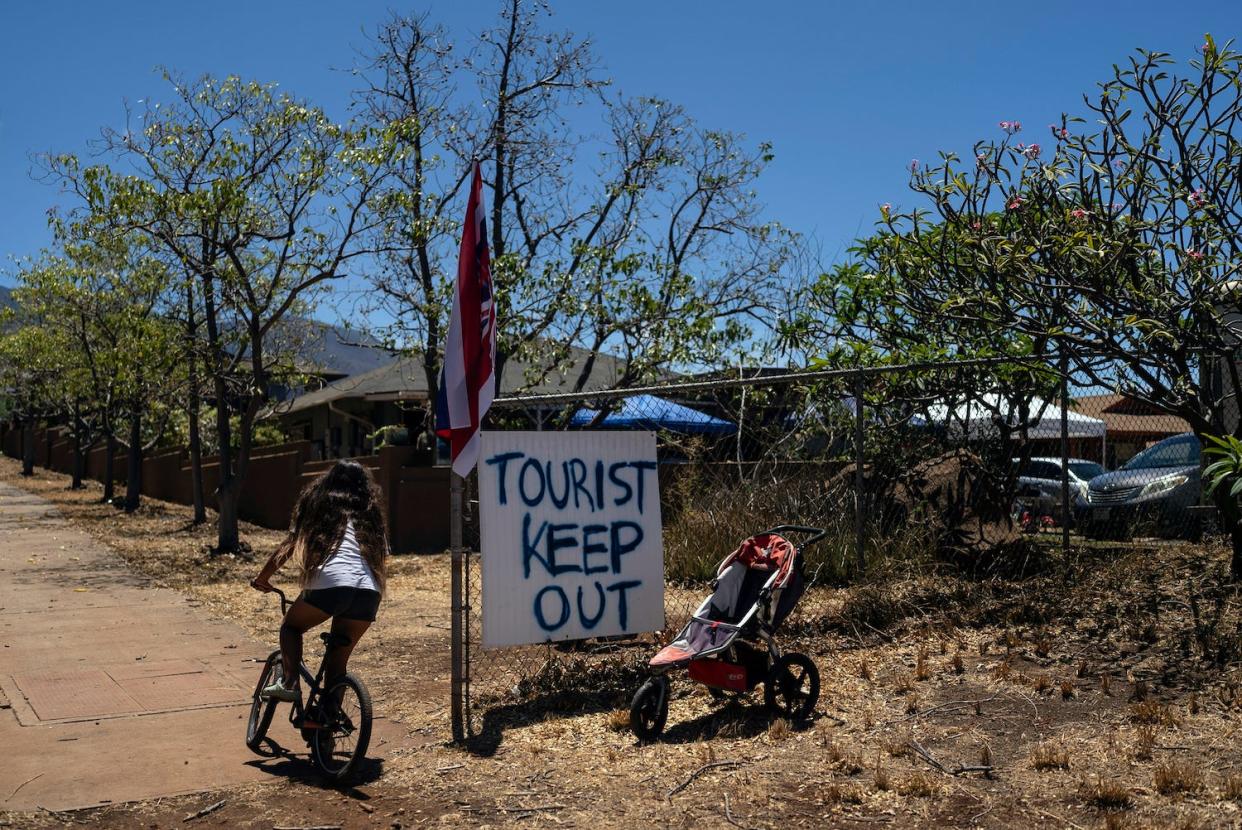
[0,481,395,811]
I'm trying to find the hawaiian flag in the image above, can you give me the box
[435,161,496,477]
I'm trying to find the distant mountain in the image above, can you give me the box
[0,285,13,312]
[262,317,397,381]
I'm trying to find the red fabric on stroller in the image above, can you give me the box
[725,533,795,586]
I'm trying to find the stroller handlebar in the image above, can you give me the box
[762,525,828,549]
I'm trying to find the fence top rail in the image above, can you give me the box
[492,355,1045,408]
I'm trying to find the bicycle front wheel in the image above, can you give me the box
[311,673,372,781]
[246,650,281,753]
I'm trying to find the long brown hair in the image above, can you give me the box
[285,459,388,593]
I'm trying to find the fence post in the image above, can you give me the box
[450,470,465,742]
[1060,352,1071,553]
[854,371,866,573]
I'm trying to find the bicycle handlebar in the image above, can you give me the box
[269,586,290,614]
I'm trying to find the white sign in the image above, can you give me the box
[478,431,665,649]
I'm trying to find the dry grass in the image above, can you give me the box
[873,758,891,792]
[1060,679,1075,699]
[1132,725,1157,761]
[914,647,931,681]
[1130,701,1179,727]
[1032,742,1071,771]
[1081,776,1133,811]
[1153,760,1204,796]
[7,457,1242,829]
[898,771,938,798]
[822,782,863,804]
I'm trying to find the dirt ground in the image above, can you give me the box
[4,457,1242,829]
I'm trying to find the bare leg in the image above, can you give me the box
[323,617,372,684]
[280,599,331,687]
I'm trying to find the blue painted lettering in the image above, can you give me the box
[577,583,606,629]
[609,520,643,573]
[534,585,571,631]
[581,524,609,574]
[484,451,524,505]
[519,458,545,506]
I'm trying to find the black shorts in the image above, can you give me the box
[301,586,381,622]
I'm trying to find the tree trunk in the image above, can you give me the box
[188,402,206,524]
[216,479,241,552]
[1231,524,1242,583]
[71,403,84,490]
[103,431,116,503]
[213,389,237,551]
[124,408,143,513]
[21,417,34,476]
[185,276,206,524]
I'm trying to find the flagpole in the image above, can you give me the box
[450,470,464,742]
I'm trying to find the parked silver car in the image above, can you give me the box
[1073,433,1201,540]
[1014,457,1107,525]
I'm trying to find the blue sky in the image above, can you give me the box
[1,1,1237,308]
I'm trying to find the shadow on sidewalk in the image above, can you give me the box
[244,738,384,788]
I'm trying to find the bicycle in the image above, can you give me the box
[245,587,373,782]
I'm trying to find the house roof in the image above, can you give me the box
[1071,393,1191,437]
[283,344,629,415]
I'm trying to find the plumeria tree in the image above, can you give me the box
[809,36,1242,576]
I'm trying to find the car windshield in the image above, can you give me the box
[1069,462,1105,480]
[1121,436,1199,470]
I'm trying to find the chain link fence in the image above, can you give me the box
[450,355,1209,740]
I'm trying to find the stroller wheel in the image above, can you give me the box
[630,676,670,741]
[764,653,819,721]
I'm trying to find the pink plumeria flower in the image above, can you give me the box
[1187,188,1207,208]
[999,120,1022,135]
[1022,143,1041,160]
[908,159,920,173]
[1049,124,1069,139]
[1071,208,1088,220]
[1007,195,1024,210]
[971,221,983,231]
[1186,248,1205,261]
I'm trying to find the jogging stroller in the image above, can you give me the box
[629,525,826,740]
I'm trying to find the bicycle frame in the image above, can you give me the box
[267,587,338,731]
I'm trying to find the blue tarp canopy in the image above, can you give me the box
[569,394,736,435]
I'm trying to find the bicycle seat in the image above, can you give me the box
[320,632,352,648]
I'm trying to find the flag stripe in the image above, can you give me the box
[435,161,496,477]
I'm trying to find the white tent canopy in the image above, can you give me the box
[920,394,1106,440]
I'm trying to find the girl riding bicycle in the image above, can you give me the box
[251,459,388,702]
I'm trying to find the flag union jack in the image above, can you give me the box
[435,161,496,476]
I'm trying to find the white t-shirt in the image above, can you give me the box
[305,520,380,592]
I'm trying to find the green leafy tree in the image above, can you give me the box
[44,73,396,551]
[810,37,1242,576]
[357,3,802,436]
[14,231,180,510]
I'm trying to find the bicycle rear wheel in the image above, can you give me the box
[246,650,281,753]
[310,673,372,781]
